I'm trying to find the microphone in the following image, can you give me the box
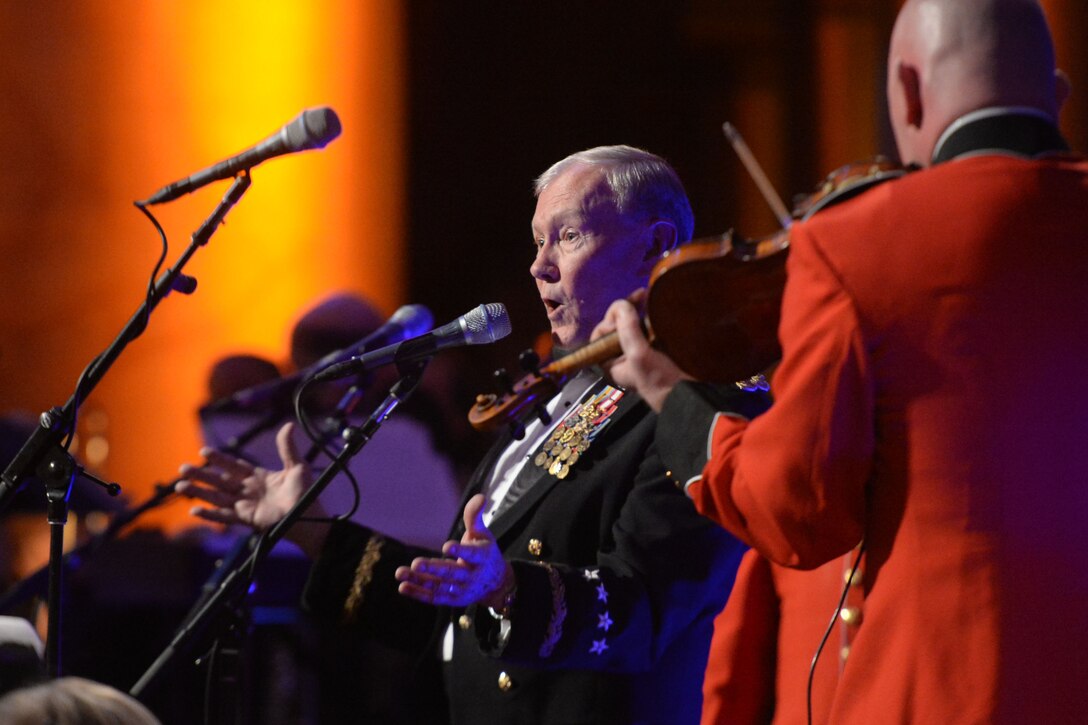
[311,303,511,382]
[201,304,434,415]
[139,107,342,205]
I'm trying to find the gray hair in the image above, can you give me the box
[533,145,695,243]
[0,677,162,725]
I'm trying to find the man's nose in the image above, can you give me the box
[530,247,559,282]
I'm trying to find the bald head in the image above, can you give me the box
[887,0,1064,166]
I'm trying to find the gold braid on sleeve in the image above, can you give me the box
[342,534,385,623]
[538,563,567,658]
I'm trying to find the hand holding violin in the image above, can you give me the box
[593,298,692,413]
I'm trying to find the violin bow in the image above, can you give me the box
[723,122,793,231]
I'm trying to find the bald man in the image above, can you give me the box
[599,0,1088,722]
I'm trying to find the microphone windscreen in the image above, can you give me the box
[464,303,511,344]
[292,107,342,151]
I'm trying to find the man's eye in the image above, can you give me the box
[563,230,580,242]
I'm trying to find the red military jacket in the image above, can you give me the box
[701,549,860,725]
[660,113,1088,723]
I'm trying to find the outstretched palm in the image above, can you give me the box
[178,422,312,531]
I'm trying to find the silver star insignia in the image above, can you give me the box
[590,639,609,655]
[597,611,613,632]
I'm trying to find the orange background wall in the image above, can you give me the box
[0,0,1086,534]
[0,3,405,530]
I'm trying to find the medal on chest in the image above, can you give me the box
[533,385,624,479]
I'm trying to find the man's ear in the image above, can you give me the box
[643,220,678,263]
[896,61,923,129]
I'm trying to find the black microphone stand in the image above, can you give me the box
[129,359,429,707]
[181,373,369,618]
[0,477,177,617]
[0,174,252,678]
[182,380,370,722]
[170,381,367,722]
[0,400,286,627]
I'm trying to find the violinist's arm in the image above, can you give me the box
[594,299,691,412]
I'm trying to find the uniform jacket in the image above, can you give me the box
[659,111,1088,723]
[305,380,763,724]
[700,549,857,725]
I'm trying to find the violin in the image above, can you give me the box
[645,157,905,383]
[469,157,907,433]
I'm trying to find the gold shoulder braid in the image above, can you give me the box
[342,534,385,623]
[533,385,624,480]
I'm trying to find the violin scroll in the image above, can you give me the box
[470,370,561,436]
[469,333,626,434]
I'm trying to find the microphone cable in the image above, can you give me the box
[806,539,866,725]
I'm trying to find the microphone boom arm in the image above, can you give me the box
[0,174,251,677]
[0,174,253,515]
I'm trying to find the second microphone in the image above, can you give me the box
[309,303,511,382]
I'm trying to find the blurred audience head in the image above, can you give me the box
[289,292,385,370]
[205,354,282,404]
[0,676,161,724]
[0,617,44,697]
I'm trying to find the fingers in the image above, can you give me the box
[178,456,253,520]
[610,300,651,356]
[396,569,443,602]
[175,480,237,509]
[395,558,473,606]
[178,448,279,531]
[196,450,255,480]
[592,298,648,350]
[461,494,491,542]
[443,538,498,567]
[178,464,242,497]
[396,578,464,605]
[395,578,436,603]
[403,556,472,584]
[394,543,508,606]
[276,422,301,469]
[176,478,244,525]
[189,506,245,526]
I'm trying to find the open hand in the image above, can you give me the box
[395,494,514,609]
[177,422,317,531]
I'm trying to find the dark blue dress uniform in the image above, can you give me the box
[303,381,767,724]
